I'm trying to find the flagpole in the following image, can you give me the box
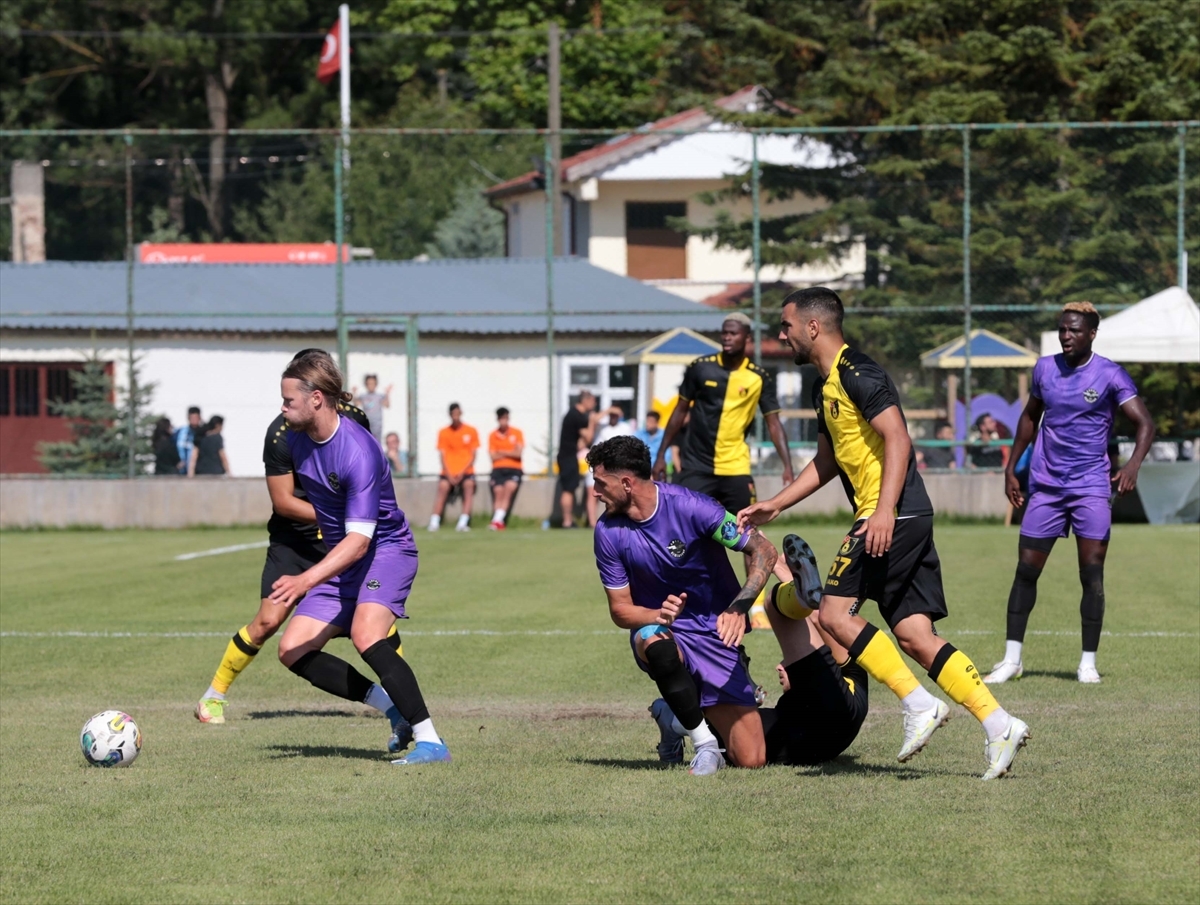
[336,3,350,381]
[339,4,350,170]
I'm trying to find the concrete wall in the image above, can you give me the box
[0,472,1009,530]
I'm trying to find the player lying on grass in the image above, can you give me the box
[650,534,869,767]
[588,435,777,776]
[740,287,1030,780]
[195,349,411,753]
[268,353,450,765]
[984,302,1155,686]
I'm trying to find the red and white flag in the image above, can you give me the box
[317,20,341,84]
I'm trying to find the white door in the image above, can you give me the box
[560,356,638,424]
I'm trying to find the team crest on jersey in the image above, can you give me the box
[366,579,381,590]
[738,385,749,396]
[720,519,739,542]
[1083,388,1099,403]
[667,539,686,558]
[840,535,859,555]
[829,399,840,419]
[327,472,340,490]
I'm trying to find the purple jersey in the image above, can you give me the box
[594,482,752,635]
[286,414,417,588]
[1029,353,1138,497]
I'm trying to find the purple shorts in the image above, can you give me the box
[630,626,758,708]
[1021,491,1112,542]
[294,544,418,631]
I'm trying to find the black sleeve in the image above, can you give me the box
[678,360,700,401]
[757,367,780,415]
[338,401,372,432]
[841,361,900,423]
[812,381,830,440]
[263,416,293,476]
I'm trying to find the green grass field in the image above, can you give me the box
[1,523,1197,904]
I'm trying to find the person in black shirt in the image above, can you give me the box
[190,416,230,476]
[918,422,957,470]
[194,349,412,754]
[152,417,180,476]
[557,389,597,527]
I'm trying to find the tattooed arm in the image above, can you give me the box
[716,532,778,648]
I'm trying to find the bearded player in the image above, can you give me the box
[984,302,1154,685]
[195,349,411,753]
[740,287,1030,780]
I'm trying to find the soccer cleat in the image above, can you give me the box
[489,520,506,531]
[648,698,685,764]
[782,534,824,610]
[386,708,414,754]
[982,716,1031,780]
[897,699,950,762]
[390,740,452,765]
[687,743,725,776]
[194,698,226,724]
[1077,664,1102,684]
[983,659,1024,684]
[455,523,471,533]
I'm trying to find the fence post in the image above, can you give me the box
[961,126,973,444]
[751,131,764,459]
[124,134,136,478]
[1179,125,1188,290]
[334,133,348,380]
[406,314,419,477]
[544,134,556,475]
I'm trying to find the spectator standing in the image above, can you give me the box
[190,416,231,476]
[384,431,405,476]
[556,390,598,528]
[354,375,392,445]
[429,403,480,532]
[920,421,958,470]
[487,407,525,530]
[175,406,204,475]
[152,417,180,476]
[634,410,665,465]
[587,406,634,526]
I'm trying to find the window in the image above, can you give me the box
[570,366,600,387]
[0,368,9,416]
[46,367,78,412]
[625,202,687,280]
[14,367,39,417]
[608,365,635,388]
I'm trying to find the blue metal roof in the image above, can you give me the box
[921,329,1038,368]
[0,258,724,335]
[656,331,720,356]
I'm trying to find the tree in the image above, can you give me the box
[38,351,157,475]
[425,181,505,258]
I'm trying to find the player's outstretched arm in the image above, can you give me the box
[764,412,795,484]
[1004,396,1044,508]
[652,399,690,481]
[605,585,686,629]
[717,532,778,648]
[1113,396,1155,495]
[737,433,837,529]
[269,532,371,607]
[266,473,317,523]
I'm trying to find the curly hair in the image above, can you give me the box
[1061,300,1100,331]
[586,435,652,480]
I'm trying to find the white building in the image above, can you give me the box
[485,85,863,303]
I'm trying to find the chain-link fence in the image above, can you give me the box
[2,122,1196,478]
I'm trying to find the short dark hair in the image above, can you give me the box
[586,435,651,479]
[645,410,660,421]
[496,407,510,418]
[364,373,378,382]
[187,406,201,416]
[448,402,461,414]
[208,415,224,429]
[782,286,845,331]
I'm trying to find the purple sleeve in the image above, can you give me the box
[343,446,382,526]
[1111,364,1138,406]
[1030,358,1046,400]
[594,525,629,589]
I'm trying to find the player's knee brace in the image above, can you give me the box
[643,639,704,732]
[1079,564,1106,652]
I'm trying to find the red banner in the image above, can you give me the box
[317,20,341,84]
[139,243,349,264]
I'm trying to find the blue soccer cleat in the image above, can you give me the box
[390,740,452,765]
[648,698,685,764]
[386,707,413,754]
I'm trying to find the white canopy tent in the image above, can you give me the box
[1040,286,1200,362]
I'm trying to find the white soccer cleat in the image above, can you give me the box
[897,699,950,762]
[1077,664,1102,684]
[983,659,1023,684]
[982,716,1031,780]
[455,523,471,533]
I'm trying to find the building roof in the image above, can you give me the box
[921,329,1039,369]
[622,327,722,365]
[0,258,728,336]
[485,86,798,199]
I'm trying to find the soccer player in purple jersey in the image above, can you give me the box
[268,354,450,765]
[985,302,1155,685]
[587,435,779,775]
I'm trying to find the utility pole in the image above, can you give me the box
[547,21,562,256]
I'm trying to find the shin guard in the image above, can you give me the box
[1079,564,1106,652]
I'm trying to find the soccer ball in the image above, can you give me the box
[80,711,141,767]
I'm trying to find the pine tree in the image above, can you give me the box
[38,350,157,475]
[425,182,506,259]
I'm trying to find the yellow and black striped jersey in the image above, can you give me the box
[813,345,932,520]
[678,354,780,477]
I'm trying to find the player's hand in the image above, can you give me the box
[856,509,895,558]
[1112,464,1140,497]
[716,609,747,648]
[269,573,313,608]
[737,500,780,531]
[1005,470,1025,509]
[656,593,687,626]
[651,456,669,482]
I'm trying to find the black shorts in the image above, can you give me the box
[260,540,325,599]
[763,646,869,765]
[489,468,523,488]
[558,458,581,493]
[822,515,948,630]
[678,472,757,513]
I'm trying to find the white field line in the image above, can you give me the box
[173,541,270,561]
[1,629,1196,640]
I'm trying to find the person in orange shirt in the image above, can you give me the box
[429,403,480,532]
[487,407,525,531]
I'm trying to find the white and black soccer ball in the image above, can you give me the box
[80,710,141,767]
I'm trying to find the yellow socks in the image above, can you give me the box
[847,623,921,700]
[210,627,260,696]
[773,581,814,620]
[386,624,403,657]
[929,644,1000,723]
